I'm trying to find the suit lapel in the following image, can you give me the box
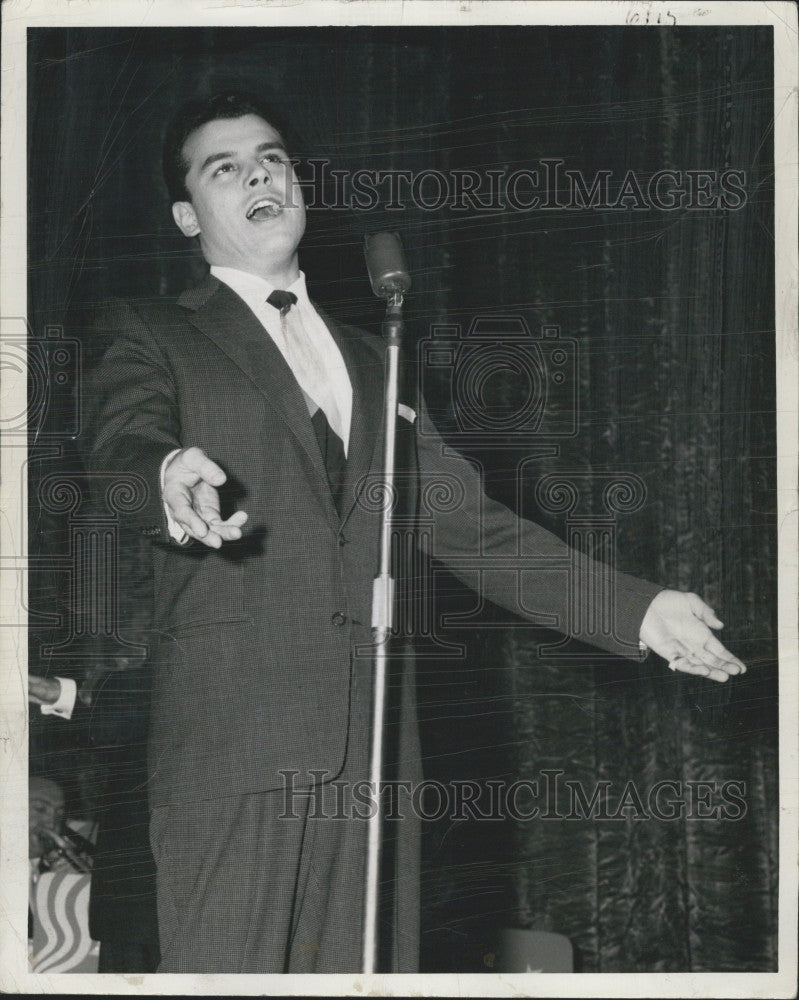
[179,276,336,522]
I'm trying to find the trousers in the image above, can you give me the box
[151,636,421,973]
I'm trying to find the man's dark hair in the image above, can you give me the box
[162,91,291,203]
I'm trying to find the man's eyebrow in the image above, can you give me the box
[198,142,289,175]
[255,141,288,155]
[198,151,234,174]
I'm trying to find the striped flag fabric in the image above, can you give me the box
[29,870,99,973]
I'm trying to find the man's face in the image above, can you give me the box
[29,778,65,858]
[172,114,306,278]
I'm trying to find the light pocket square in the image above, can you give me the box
[398,403,417,423]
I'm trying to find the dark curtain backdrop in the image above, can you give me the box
[27,26,777,972]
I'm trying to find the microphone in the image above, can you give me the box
[60,826,96,858]
[37,827,94,873]
[364,232,411,299]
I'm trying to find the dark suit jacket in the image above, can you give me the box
[85,275,661,807]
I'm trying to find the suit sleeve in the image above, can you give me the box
[82,299,182,541]
[414,395,662,661]
[38,669,152,749]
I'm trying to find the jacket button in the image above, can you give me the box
[331,612,347,626]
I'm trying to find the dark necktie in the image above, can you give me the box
[266,289,297,315]
[267,289,346,512]
[311,407,347,514]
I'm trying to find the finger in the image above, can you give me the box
[687,655,741,680]
[694,652,745,675]
[668,643,731,674]
[186,525,222,548]
[196,497,222,524]
[193,527,223,549]
[708,655,746,675]
[207,510,248,530]
[694,638,747,674]
[679,630,746,674]
[670,654,741,682]
[669,657,711,679]
[704,637,746,672]
[215,510,248,527]
[168,496,214,542]
[170,497,245,548]
[179,447,227,487]
[196,502,240,541]
[662,639,692,665]
[202,513,242,541]
[193,479,229,519]
[683,643,734,672]
[681,648,742,676]
[210,522,244,541]
[687,593,724,630]
[195,491,247,528]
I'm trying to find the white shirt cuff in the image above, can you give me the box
[40,677,78,719]
[160,449,189,544]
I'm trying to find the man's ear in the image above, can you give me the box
[172,201,201,237]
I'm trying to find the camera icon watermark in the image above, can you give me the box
[419,317,578,442]
[0,317,81,439]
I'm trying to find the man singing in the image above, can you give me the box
[85,91,745,973]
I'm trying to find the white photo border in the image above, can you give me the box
[1,1,796,996]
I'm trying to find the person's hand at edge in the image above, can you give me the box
[639,590,746,683]
[28,675,62,706]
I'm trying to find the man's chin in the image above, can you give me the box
[248,229,305,260]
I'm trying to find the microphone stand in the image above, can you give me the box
[362,289,405,974]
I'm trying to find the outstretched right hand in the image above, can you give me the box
[162,446,248,549]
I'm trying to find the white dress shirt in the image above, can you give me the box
[162,267,353,542]
[210,266,352,449]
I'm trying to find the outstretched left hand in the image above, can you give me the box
[639,590,746,683]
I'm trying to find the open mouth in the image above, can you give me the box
[246,198,282,220]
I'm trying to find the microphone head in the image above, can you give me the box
[364,232,411,298]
